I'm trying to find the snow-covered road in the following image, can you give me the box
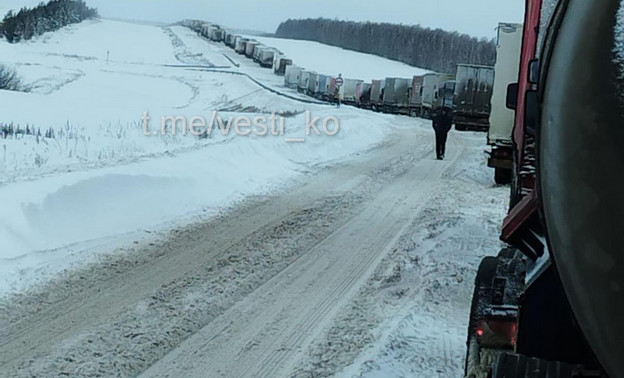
[140,129,453,378]
[0,126,507,377]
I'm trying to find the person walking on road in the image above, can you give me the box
[432,107,453,160]
[334,86,341,108]
[335,73,343,108]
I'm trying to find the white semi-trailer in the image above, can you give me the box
[341,78,364,105]
[284,66,303,89]
[422,73,454,119]
[453,64,494,131]
[487,23,524,185]
[257,47,277,67]
[298,70,314,93]
[382,77,412,114]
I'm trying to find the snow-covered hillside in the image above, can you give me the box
[250,35,429,81]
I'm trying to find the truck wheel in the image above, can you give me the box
[465,337,481,378]
[468,257,498,334]
[494,168,512,185]
[410,109,419,118]
[465,257,499,377]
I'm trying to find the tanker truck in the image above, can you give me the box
[465,1,624,377]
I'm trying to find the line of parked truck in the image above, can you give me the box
[182,20,293,74]
[181,19,496,131]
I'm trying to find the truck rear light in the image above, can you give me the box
[477,319,518,348]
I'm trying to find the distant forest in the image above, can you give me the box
[275,18,496,74]
[1,0,98,43]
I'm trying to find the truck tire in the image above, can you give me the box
[465,337,482,378]
[494,168,512,185]
[465,257,499,377]
[470,257,499,329]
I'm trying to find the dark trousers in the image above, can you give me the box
[435,131,448,159]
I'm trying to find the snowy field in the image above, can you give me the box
[0,19,428,296]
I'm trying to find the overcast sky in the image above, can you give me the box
[3,0,526,39]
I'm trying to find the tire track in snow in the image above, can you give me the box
[0,128,434,377]
[139,134,461,378]
[324,134,509,378]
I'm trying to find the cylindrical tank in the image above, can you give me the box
[539,1,624,377]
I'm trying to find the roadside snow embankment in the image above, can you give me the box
[0,106,391,295]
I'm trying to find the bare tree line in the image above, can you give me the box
[275,18,496,74]
[0,65,29,92]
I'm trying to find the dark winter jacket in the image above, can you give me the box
[433,108,453,134]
